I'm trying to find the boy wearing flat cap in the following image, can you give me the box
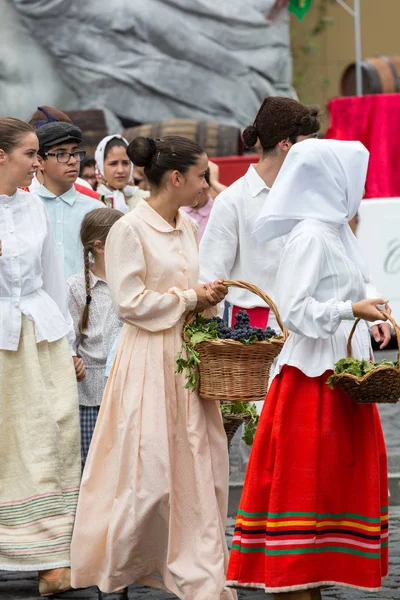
[37,122,101,279]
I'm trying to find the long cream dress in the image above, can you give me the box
[71,200,235,600]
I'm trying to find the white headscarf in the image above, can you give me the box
[252,138,371,282]
[95,134,137,214]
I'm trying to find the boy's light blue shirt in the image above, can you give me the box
[37,183,101,279]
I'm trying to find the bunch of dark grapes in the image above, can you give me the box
[209,316,232,339]
[211,311,277,342]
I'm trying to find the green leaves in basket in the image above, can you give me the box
[176,341,200,391]
[239,335,258,345]
[184,316,219,346]
[326,357,395,390]
[221,401,259,446]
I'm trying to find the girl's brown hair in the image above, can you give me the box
[127,136,205,188]
[0,118,35,153]
[80,208,124,331]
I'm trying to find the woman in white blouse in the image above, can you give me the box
[0,118,81,596]
[227,139,389,599]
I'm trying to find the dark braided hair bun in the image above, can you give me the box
[298,105,320,136]
[127,137,157,168]
[242,125,258,150]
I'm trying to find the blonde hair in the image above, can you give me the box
[80,208,124,331]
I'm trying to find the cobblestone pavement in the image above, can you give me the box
[1,511,400,600]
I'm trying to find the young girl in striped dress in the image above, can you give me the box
[227,139,389,599]
[67,208,123,468]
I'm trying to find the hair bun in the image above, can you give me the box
[300,105,320,124]
[127,136,157,167]
[242,125,258,149]
[298,105,321,134]
[308,105,320,118]
[146,137,157,155]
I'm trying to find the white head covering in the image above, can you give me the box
[95,134,137,214]
[252,138,371,282]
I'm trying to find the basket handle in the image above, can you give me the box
[184,280,288,339]
[223,280,288,339]
[346,309,400,366]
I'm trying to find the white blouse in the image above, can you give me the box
[199,165,286,331]
[0,189,74,351]
[272,219,373,380]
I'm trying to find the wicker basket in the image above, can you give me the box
[334,311,400,404]
[185,280,289,402]
[223,414,248,450]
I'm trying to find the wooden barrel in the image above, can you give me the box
[65,110,108,157]
[341,56,400,96]
[123,118,243,157]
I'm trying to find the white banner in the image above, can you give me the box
[358,198,400,320]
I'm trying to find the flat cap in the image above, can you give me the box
[37,121,82,153]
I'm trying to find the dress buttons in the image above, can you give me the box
[57,220,61,224]
[58,242,62,246]
[178,249,183,255]
[9,229,14,234]
[15,302,19,308]
[4,204,9,209]
[15,279,20,285]
[12,253,17,259]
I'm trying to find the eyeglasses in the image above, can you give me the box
[44,150,86,163]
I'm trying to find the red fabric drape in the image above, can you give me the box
[326,94,400,199]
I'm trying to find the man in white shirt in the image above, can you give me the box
[36,122,101,279]
[200,96,321,332]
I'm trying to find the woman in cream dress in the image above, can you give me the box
[71,136,235,600]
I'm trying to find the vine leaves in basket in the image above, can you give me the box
[176,341,201,390]
[221,401,259,446]
[326,357,395,390]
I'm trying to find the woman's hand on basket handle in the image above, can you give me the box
[352,298,390,323]
[371,322,391,350]
[207,280,228,304]
[371,304,392,350]
[193,280,228,312]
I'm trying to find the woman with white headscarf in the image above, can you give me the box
[227,139,389,599]
[95,135,149,213]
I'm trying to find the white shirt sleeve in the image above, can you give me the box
[276,233,355,339]
[41,208,76,353]
[199,199,238,283]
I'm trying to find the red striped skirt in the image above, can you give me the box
[227,365,388,593]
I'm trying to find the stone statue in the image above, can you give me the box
[0,0,294,128]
